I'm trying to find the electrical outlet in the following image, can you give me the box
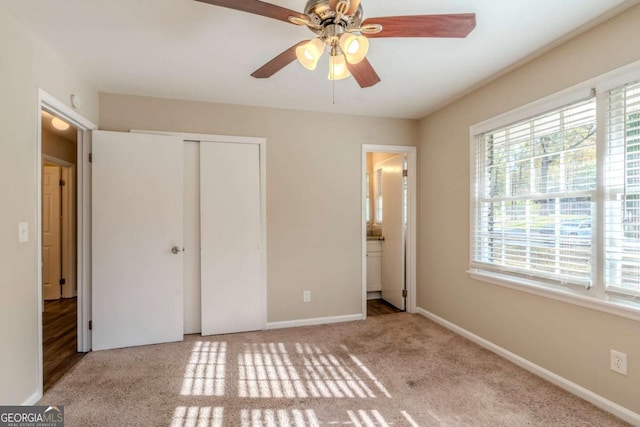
[610,349,628,376]
[303,290,311,303]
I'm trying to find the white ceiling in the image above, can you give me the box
[2,0,637,119]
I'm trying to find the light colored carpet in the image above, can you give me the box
[39,313,629,426]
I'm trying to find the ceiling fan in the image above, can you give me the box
[195,0,476,88]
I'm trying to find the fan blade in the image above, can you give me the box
[251,41,307,79]
[362,14,476,38]
[346,58,381,88]
[194,0,306,24]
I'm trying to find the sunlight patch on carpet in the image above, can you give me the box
[171,406,224,427]
[238,343,307,398]
[297,343,375,398]
[240,409,319,427]
[180,341,226,396]
[342,345,392,398]
[401,410,421,426]
[237,342,382,398]
[347,409,391,427]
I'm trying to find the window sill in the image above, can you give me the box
[468,269,640,322]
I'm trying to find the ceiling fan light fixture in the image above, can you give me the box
[51,117,70,131]
[339,33,369,64]
[328,53,351,80]
[202,0,475,89]
[329,0,361,16]
[295,38,325,70]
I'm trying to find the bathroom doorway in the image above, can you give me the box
[362,145,416,318]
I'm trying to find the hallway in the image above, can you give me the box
[43,297,85,392]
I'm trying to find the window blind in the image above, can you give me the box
[605,80,640,299]
[472,98,597,287]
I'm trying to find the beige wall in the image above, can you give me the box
[42,129,76,164]
[99,94,418,323]
[0,6,98,404]
[3,0,638,414]
[418,4,640,414]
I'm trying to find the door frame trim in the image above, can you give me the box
[37,89,97,398]
[43,154,74,168]
[361,145,417,318]
[133,130,268,330]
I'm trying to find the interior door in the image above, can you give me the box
[60,167,76,299]
[43,165,61,301]
[377,154,406,310]
[92,130,184,351]
[183,141,201,334]
[200,141,262,336]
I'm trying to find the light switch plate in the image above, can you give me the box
[18,222,28,243]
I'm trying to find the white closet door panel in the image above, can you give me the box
[183,141,201,334]
[92,130,184,351]
[200,142,262,336]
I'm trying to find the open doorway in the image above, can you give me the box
[41,109,85,391]
[362,145,417,318]
[37,89,97,400]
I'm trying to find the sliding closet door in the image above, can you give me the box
[92,130,184,351]
[200,142,262,335]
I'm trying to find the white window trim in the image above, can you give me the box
[469,59,640,322]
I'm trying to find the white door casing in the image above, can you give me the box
[91,130,184,351]
[200,141,262,336]
[377,154,406,310]
[37,90,98,400]
[43,165,61,301]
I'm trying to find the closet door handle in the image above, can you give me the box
[171,246,184,254]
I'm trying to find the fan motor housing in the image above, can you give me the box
[303,0,363,34]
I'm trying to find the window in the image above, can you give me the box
[472,97,597,287]
[605,80,640,298]
[470,71,640,317]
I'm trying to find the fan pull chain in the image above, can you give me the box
[331,55,336,104]
[333,74,336,105]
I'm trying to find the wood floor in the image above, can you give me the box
[43,297,85,392]
[367,298,402,316]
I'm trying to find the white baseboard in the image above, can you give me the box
[415,307,640,426]
[22,390,41,406]
[266,313,363,330]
